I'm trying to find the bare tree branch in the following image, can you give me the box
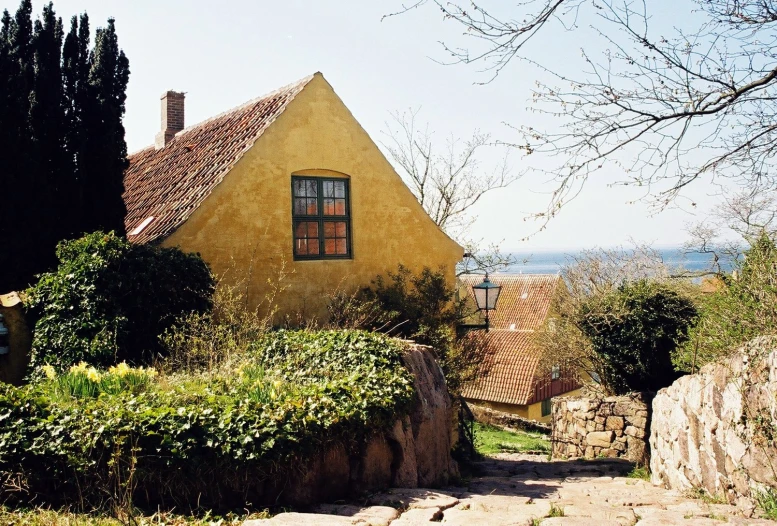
[387,0,777,225]
[381,108,518,236]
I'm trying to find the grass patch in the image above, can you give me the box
[0,506,272,525]
[547,503,565,517]
[755,487,777,520]
[474,422,550,455]
[627,465,650,481]
[686,487,727,504]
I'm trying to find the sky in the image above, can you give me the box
[25,0,738,251]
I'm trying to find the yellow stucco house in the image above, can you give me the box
[123,73,463,321]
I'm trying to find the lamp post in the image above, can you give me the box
[458,273,502,336]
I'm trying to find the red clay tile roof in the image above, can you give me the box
[459,274,560,331]
[459,274,565,406]
[462,330,540,406]
[123,74,315,244]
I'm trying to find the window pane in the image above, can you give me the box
[323,198,335,215]
[306,198,318,215]
[335,222,346,238]
[308,241,319,255]
[334,199,346,216]
[323,222,335,237]
[307,222,318,237]
[293,180,305,197]
[324,239,336,254]
[294,198,307,215]
[334,181,345,198]
[336,238,347,254]
[306,180,317,197]
[295,239,308,255]
[323,180,334,198]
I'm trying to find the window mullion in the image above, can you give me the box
[318,179,325,255]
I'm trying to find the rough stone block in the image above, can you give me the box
[624,426,645,439]
[586,430,614,448]
[605,416,624,430]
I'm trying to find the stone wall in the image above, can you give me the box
[551,393,651,465]
[468,403,551,434]
[650,337,777,508]
[271,344,459,506]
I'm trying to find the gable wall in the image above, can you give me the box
[162,74,463,321]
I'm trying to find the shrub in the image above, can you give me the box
[26,232,215,371]
[161,281,270,373]
[329,265,479,394]
[577,279,697,394]
[0,330,414,512]
[678,232,777,371]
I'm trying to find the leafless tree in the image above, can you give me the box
[382,108,516,235]
[684,187,777,272]
[382,108,519,274]
[386,0,777,221]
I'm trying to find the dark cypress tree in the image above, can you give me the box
[0,3,130,292]
[0,10,15,289]
[61,13,90,236]
[81,18,129,235]
[29,3,65,270]
[2,0,35,290]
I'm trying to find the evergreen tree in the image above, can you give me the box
[81,18,128,235]
[1,0,35,290]
[61,13,90,235]
[29,2,65,270]
[0,11,14,286]
[0,1,130,292]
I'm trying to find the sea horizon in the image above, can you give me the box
[493,247,736,275]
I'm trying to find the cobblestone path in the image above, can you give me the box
[245,454,775,525]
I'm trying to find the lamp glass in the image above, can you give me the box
[472,277,501,311]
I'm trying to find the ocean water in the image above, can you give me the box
[501,248,735,275]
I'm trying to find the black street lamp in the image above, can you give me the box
[458,273,502,336]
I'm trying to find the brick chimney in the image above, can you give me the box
[154,90,185,149]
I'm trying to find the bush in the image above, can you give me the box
[678,232,777,371]
[0,330,414,512]
[26,232,215,370]
[577,279,697,394]
[329,265,480,394]
[161,281,271,373]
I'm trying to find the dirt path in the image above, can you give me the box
[245,454,774,525]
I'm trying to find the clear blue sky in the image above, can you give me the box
[26,0,732,250]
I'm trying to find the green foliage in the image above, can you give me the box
[627,465,651,481]
[42,362,157,401]
[26,232,215,370]
[473,423,549,455]
[352,265,479,394]
[0,2,130,292]
[161,281,271,373]
[755,487,777,520]
[679,233,777,371]
[0,330,414,512]
[577,279,697,394]
[547,504,565,518]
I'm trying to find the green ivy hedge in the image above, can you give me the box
[26,232,215,370]
[0,330,414,512]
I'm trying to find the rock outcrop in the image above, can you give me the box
[272,344,458,506]
[551,393,651,464]
[650,337,777,509]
